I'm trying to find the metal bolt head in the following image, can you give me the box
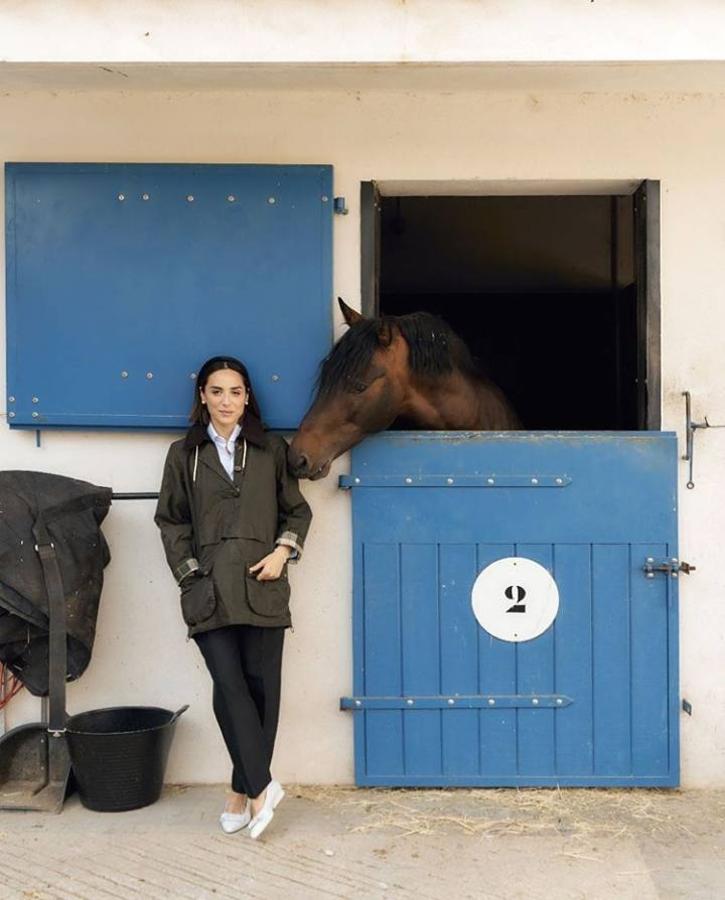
[8,412,15,419]
[146,372,154,380]
[268,197,276,204]
[121,371,128,379]
[31,397,39,404]
[190,372,197,380]
[672,572,678,579]
[8,396,15,403]
[487,478,495,485]
[117,193,125,201]
[186,195,194,202]
[646,572,655,579]
[271,374,280,382]
[488,698,495,705]
[321,195,329,202]
[646,557,654,563]
[556,698,563,705]
[405,477,413,484]
[447,698,455,705]
[406,699,414,706]
[531,478,539,485]
[141,193,150,201]
[446,477,454,485]
[555,477,563,485]
[353,477,361,484]
[532,698,539,705]
[354,700,361,707]
[31,412,39,419]
[227,195,236,202]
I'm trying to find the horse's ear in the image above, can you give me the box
[338,297,365,328]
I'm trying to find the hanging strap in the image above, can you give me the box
[32,518,67,736]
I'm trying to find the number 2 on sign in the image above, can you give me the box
[505,585,527,613]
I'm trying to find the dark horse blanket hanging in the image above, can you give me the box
[0,472,112,696]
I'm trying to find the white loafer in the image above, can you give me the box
[248,780,285,840]
[220,800,252,834]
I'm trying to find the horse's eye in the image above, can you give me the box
[350,381,368,394]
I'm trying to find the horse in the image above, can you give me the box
[287,298,520,480]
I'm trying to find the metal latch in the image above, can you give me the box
[643,557,696,579]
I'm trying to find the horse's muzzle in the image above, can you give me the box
[287,445,332,481]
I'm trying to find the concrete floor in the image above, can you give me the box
[0,785,723,899]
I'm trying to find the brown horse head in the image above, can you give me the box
[288,298,518,479]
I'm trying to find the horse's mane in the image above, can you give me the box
[316,311,477,397]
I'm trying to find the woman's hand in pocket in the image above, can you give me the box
[249,546,292,581]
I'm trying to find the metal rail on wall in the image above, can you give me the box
[682,391,725,489]
[111,493,159,500]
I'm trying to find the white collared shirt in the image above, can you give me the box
[207,422,242,480]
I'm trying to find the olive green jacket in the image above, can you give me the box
[155,424,312,635]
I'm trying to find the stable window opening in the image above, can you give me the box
[363,185,660,431]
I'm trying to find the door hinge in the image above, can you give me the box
[334,197,348,215]
[643,557,696,579]
[682,698,693,716]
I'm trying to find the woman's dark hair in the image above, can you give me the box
[190,356,263,431]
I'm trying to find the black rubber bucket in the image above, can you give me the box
[65,705,188,812]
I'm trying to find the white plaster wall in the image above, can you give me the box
[3,1,725,64]
[1,81,724,787]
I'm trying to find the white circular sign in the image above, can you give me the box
[471,557,559,643]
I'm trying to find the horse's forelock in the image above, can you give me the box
[316,318,386,398]
[314,311,473,399]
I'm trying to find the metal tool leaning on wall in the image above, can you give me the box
[0,471,187,813]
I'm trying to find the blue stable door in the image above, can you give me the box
[340,432,680,787]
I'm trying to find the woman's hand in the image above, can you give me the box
[249,546,292,581]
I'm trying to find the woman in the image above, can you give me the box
[155,356,312,839]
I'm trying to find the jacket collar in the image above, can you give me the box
[183,415,267,451]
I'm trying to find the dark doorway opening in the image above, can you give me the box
[364,187,660,431]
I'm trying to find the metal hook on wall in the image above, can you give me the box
[682,391,725,489]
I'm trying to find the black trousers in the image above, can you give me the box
[194,624,285,798]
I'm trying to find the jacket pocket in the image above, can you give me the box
[245,571,290,619]
[180,574,218,627]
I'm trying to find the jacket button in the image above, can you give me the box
[234,488,240,496]
[234,465,242,472]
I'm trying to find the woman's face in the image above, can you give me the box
[200,368,247,435]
